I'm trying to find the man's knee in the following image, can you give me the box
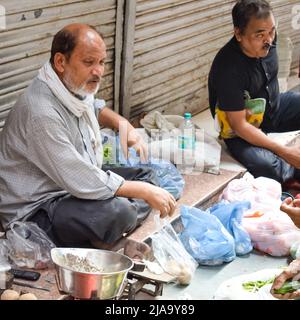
[140,167,159,185]
[248,162,279,181]
[228,144,289,183]
[110,198,138,238]
[247,157,292,183]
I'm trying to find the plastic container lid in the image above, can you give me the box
[184,112,192,119]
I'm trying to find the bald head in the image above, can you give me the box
[50,23,104,65]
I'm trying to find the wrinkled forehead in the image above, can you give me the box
[245,13,276,33]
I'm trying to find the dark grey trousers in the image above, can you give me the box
[225,92,300,183]
[28,166,158,247]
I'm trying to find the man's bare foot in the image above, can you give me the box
[123,239,151,261]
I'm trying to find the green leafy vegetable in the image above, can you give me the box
[242,278,274,292]
[273,280,300,295]
[103,145,113,163]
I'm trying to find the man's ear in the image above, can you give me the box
[234,27,242,42]
[53,53,66,73]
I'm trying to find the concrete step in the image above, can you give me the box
[125,168,245,244]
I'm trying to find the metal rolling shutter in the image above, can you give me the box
[1,1,299,129]
[123,0,299,121]
[126,0,236,120]
[272,0,300,70]
[0,0,121,130]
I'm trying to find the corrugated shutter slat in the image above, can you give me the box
[0,0,118,130]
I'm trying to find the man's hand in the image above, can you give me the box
[120,125,148,162]
[271,258,300,299]
[116,181,177,218]
[143,184,177,218]
[280,197,300,227]
[98,108,148,162]
[226,111,300,168]
[276,145,300,169]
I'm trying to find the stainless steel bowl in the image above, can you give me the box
[51,248,133,300]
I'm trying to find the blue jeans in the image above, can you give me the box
[225,91,300,183]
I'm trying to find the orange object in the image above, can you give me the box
[244,211,264,218]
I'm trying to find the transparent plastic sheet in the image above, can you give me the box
[101,128,118,165]
[0,239,11,272]
[150,215,198,285]
[146,128,221,175]
[5,221,56,269]
[179,205,236,266]
[214,268,282,300]
[140,112,221,175]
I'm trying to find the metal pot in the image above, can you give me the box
[51,248,133,300]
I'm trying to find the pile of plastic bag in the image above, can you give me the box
[242,210,300,256]
[220,172,282,212]
[179,202,252,266]
[140,111,222,175]
[209,201,253,255]
[220,173,300,256]
[101,129,185,200]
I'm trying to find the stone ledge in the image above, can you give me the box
[127,168,246,243]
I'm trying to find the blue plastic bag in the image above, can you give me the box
[179,205,236,266]
[209,201,253,255]
[105,134,185,200]
[137,158,185,200]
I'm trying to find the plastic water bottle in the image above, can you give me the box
[177,112,196,174]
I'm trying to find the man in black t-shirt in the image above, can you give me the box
[208,0,300,185]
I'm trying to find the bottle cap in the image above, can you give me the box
[184,112,192,119]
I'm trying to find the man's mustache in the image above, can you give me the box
[263,43,276,50]
[88,76,101,82]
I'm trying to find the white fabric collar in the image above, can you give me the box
[38,61,103,168]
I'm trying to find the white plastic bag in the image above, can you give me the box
[141,111,221,175]
[220,172,282,212]
[214,268,282,300]
[221,173,300,256]
[242,210,300,256]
